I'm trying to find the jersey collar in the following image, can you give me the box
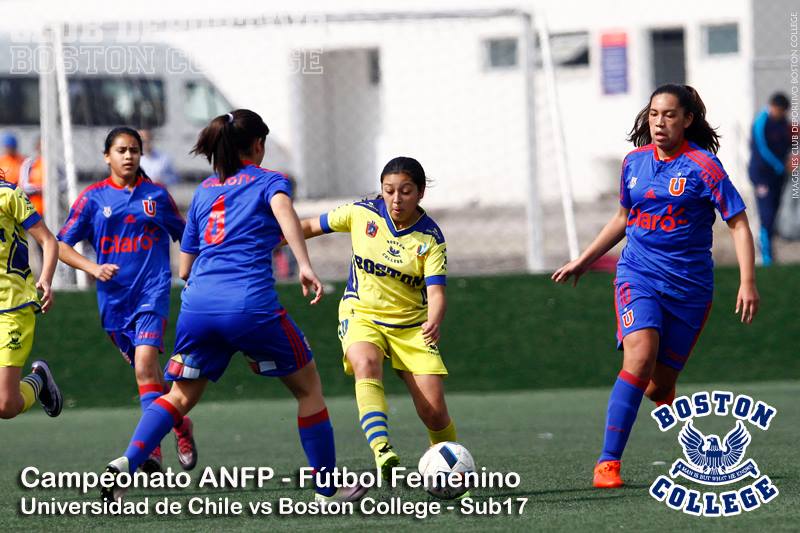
[653,140,689,162]
[104,175,143,190]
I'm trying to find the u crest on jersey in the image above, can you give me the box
[622,309,634,328]
[142,199,157,217]
[669,177,687,196]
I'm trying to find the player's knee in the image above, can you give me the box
[349,356,382,378]
[134,364,161,384]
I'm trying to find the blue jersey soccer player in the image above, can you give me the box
[57,128,196,472]
[0,169,62,420]
[553,84,759,488]
[298,156,456,479]
[101,109,366,505]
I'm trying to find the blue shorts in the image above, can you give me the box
[106,312,166,366]
[614,277,712,371]
[165,308,313,382]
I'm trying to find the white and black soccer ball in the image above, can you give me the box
[417,441,475,499]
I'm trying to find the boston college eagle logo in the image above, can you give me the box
[142,198,157,217]
[365,220,378,238]
[669,177,687,196]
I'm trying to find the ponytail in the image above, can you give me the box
[627,84,720,154]
[191,109,270,182]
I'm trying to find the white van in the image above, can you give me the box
[0,37,291,192]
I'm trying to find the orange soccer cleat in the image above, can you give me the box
[593,460,624,488]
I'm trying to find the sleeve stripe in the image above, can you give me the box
[721,204,746,221]
[425,275,447,286]
[320,213,333,233]
[21,211,42,230]
[58,182,103,238]
[166,192,186,223]
[685,151,724,181]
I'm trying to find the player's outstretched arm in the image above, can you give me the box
[299,217,326,240]
[726,211,759,324]
[27,221,58,313]
[552,206,629,286]
[57,241,119,282]
[422,285,446,345]
[276,217,324,247]
[271,193,323,305]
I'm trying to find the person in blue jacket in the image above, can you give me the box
[749,92,790,265]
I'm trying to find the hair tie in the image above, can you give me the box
[226,112,234,123]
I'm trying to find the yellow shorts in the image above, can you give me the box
[337,315,448,376]
[0,305,36,368]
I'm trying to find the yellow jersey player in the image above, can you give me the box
[300,156,456,478]
[0,171,62,420]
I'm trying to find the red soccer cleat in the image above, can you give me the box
[593,460,624,488]
[174,416,198,471]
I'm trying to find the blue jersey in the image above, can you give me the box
[749,108,791,182]
[180,163,292,313]
[58,176,185,330]
[617,141,746,300]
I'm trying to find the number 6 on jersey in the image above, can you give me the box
[204,195,226,245]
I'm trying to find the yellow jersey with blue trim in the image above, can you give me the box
[320,198,446,327]
[0,182,42,313]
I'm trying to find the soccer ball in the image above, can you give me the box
[417,441,475,499]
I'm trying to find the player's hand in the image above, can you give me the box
[421,321,441,345]
[551,259,587,287]
[735,281,759,324]
[36,278,54,313]
[298,265,323,305]
[92,263,119,281]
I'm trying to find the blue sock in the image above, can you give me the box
[138,383,163,411]
[298,408,337,497]
[123,397,181,472]
[598,370,647,463]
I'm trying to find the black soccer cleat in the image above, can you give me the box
[101,457,130,502]
[31,360,63,417]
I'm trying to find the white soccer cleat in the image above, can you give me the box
[101,456,130,502]
[314,483,369,508]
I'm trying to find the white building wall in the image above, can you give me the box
[0,0,757,207]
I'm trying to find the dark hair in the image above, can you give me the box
[769,92,789,110]
[103,126,149,179]
[628,84,720,154]
[380,156,428,191]
[191,109,269,182]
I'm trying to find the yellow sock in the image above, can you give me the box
[355,378,390,453]
[19,376,41,414]
[428,420,457,445]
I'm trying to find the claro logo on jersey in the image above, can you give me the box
[628,205,688,233]
[649,391,779,517]
[99,224,160,254]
